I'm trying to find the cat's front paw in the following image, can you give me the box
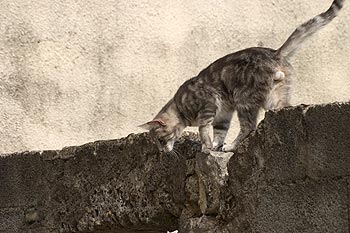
[201,144,212,154]
[222,144,235,152]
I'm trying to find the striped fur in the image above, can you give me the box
[141,0,345,153]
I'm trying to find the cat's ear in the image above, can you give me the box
[138,119,166,130]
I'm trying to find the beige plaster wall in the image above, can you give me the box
[0,0,349,154]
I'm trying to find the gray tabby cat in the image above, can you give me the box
[140,0,345,153]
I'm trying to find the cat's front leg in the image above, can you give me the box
[198,107,216,154]
[222,106,258,152]
[199,124,213,154]
[212,110,233,151]
[212,127,227,151]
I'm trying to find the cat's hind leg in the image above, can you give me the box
[265,70,293,110]
[222,106,259,152]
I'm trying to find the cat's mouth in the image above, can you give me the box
[164,142,175,153]
[154,138,175,153]
[159,140,175,153]
[149,130,177,153]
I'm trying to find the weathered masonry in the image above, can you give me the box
[1,102,350,233]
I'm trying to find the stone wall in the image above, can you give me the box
[182,102,350,232]
[0,102,349,233]
[1,0,349,154]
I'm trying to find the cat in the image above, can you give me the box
[140,0,345,154]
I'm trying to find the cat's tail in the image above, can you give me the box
[276,0,344,58]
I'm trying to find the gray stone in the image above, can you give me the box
[0,207,23,233]
[0,133,200,233]
[196,151,233,215]
[262,106,309,184]
[179,215,228,233]
[303,103,350,178]
[255,178,349,233]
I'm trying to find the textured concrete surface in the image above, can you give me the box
[1,102,349,233]
[0,132,201,233]
[0,0,349,154]
[195,151,233,215]
[218,102,350,233]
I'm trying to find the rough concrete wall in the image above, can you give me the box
[0,102,349,233]
[0,0,349,154]
[182,102,350,233]
[0,132,201,233]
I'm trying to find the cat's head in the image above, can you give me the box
[139,117,184,153]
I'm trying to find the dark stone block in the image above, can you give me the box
[255,178,349,233]
[303,103,350,178]
[262,106,309,184]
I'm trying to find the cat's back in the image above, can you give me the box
[190,47,287,89]
[174,47,291,102]
[207,47,281,76]
[181,47,280,84]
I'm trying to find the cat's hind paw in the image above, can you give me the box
[222,144,235,152]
